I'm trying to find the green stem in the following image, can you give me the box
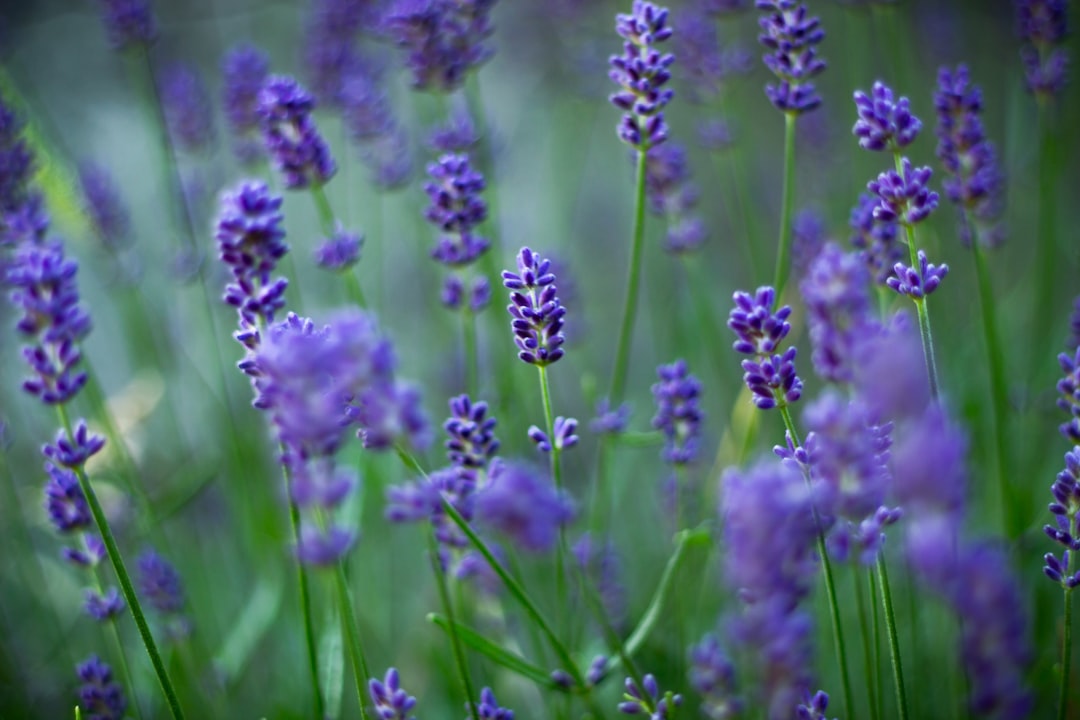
[1060,587,1073,720]
[609,148,649,404]
[311,184,336,236]
[877,555,909,720]
[463,307,478,394]
[56,404,186,720]
[333,563,373,720]
[869,569,884,720]
[427,530,478,719]
[970,238,1013,534]
[778,407,853,720]
[537,366,568,630]
[1034,97,1057,371]
[773,112,797,298]
[95,565,143,720]
[854,564,879,720]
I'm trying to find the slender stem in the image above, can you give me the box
[311,184,336,236]
[1060,587,1074,720]
[877,555,909,720]
[970,238,1013,534]
[778,407,853,720]
[463,307,478,394]
[429,531,480,720]
[854,564,879,720]
[56,404,186,720]
[609,148,649,404]
[95,570,143,720]
[869,569,884,720]
[1034,97,1057,371]
[537,366,568,630]
[333,563,373,720]
[773,112,797,298]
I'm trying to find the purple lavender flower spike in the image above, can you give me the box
[1058,348,1080,442]
[502,247,567,366]
[137,549,186,615]
[796,690,834,720]
[257,75,336,189]
[742,348,803,410]
[77,161,130,251]
[652,360,704,464]
[728,287,793,355]
[529,416,579,453]
[42,421,105,468]
[886,250,948,299]
[756,0,826,114]
[77,655,127,720]
[591,399,631,435]
[891,405,967,516]
[852,81,921,152]
[609,1,675,149]
[95,0,157,49]
[44,463,91,533]
[314,228,362,272]
[424,154,489,265]
[222,44,269,164]
[586,655,608,686]
[1017,0,1069,95]
[643,142,707,254]
[473,459,575,553]
[934,65,1005,248]
[851,312,930,423]
[0,93,35,217]
[698,118,734,152]
[1044,447,1080,587]
[474,686,514,719]
[800,243,875,384]
[690,633,743,719]
[85,587,126,621]
[370,667,418,720]
[428,108,479,153]
[161,63,215,153]
[619,674,682,717]
[445,394,500,470]
[574,533,627,629]
[868,158,939,226]
[849,192,901,285]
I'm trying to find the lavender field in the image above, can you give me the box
[0,0,1078,718]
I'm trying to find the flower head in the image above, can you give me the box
[44,463,91,533]
[852,81,921,151]
[618,674,683,717]
[384,0,498,93]
[502,247,567,366]
[445,394,500,470]
[257,75,336,189]
[222,44,270,163]
[473,459,575,553]
[849,192,901,285]
[886,250,948,299]
[77,161,130,251]
[728,287,792,355]
[137,549,186,615]
[313,228,362,272]
[690,634,743,720]
[369,667,418,720]
[609,1,675,148]
[800,243,875,384]
[475,686,514,719]
[756,0,826,114]
[161,62,215,153]
[95,0,157,49]
[652,359,704,464]
[868,158,939,226]
[77,655,127,720]
[424,154,489,266]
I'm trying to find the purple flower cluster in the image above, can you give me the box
[573,533,627,629]
[618,674,682,717]
[796,691,833,720]
[160,62,216,153]
[849,192,901,285]
[95,0,157,50]
[651,359,704,464]
[675,10,751,103]
[934,65,1005,248]
[867,158,939,227]
[222,44,270,165]
[77,161,130,252]
[689,633,742,719]
[302,0,375,105]
[528,416,578,454]
[313,227,362,272]
[423,154,491,311]
[77,655,127,720]
[756,0,826,114]
[800,243,874,385]
[886,250,948,299]
[137,548,191,638]
[445,394,500,471]
[369,668,418,720]
[384,0,499,93]
[502,247,567,366]
[728,287,803,410]
[0,95,35,218]
[852,82,921,152]
[644,142,707,253]
[473,459,575,553]
[1017,0,1069,95]
[1044,447,1080,588]
[475,687,514,719]
[339,66,414,191]
[257,75,336,189]
[609,1,675,149]
[1057,347,1080,442]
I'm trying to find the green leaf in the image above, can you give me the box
[214,570,285,685]
[320,601,345,719]
[427,613,560,691]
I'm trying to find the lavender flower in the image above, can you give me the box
[675,9,751,102]
[0,93,34,216]
[137,549,186,615]
[886,250,948,299]
[313,228,362,272]
[77,161,130,251]
[302,0,374,105]
[445,394,500,470]
[362,126,414,191]
[573,533,627,629]
[386,465,476,561]
[849,192,901,285]
[427,109,479,153]
[705,0,751,15]
[528,416,579,453]
[868,158,939,226]
[644,142,707,253]
[690,634,743,719]
[222,44,269,164]
[800,243,875,384]
[728,287,792,355]
[852,81,921,152]
[43,421,106,469]
[85,587,125,621]
[384,0,499,93]
[791,208,826,280]
[424,154,489,265]
[160,63,216,153]
[1017,0,1069,95]
[697,118,734,152]
[76,655,127,720]
[340,71,394,141]
[652,359,704,464]
[756,0,826,114]
[851,312,930,423]
[473,459,574,553]
[44,463,92,533]
[1044,447,1080,587]
[742,348,803,410]
[891,405,967,517]
[95,0,157,49]
[502,247,567,366]
[475,686,514,719]
[591,399,631,435]
[934,65,1005,248]
[797,691,834,720]
[370,668,418,720]
[609,1,675,148]
[618,674,682,717]
[257,75,336,189]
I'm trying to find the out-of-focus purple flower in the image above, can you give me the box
[42,421,105,470]
[362,125,413,191]
[314,228,362,272]
[675,9,751,101]
[851,311,930,424]
[1044,447,1080,587]
[891,404,967,516]
[690,633,743,719]
[1058,348,1080,442]
[386,465,475,560]
[0,93,34,217]
[3,193,49,248]
[868,159,939,226]
[475,687,514,719]
[591,400,631,435]
[852,81,921,152]
[697,118,734,152]
[934,65,1005,248]
[502,247,567,366]
[427,108,479,153]
[137,549,186,615]
[528,416,579,453]
[257,75,336,189]
[44,463,91,533]
[796,690,834,720]
[756,0,826,114]
[728,286,792,355]
[742,348,803,410]
[800,243,875,384]
[303,0,377,105]
[609,1,675,149]
[473,459,574,553]
[424,154,489,266]
[849,192,901,285]
[441,275,490,312]
[705,0,750,14]
[77,161,130,251]
[160,63,215,153]
[85,587,125,621]
[643,142,707,254]
[370,667,418,720]
[652,359,704,464]
[573,533,627,629]
[618,674,682,716]
[384,0,498,93]
[95,0,157,49]
[340,70,394,142]
[791,207,826,280]
[222,44,269,164]
[1017,0,1069,95]
[886,250,948,299]
[827,505,902,566]
[6,241,92,404]
[77,655,127,720]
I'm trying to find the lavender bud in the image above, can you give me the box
[257,75,336,189]
[473,459,575,553]
[77,161,131,251]
[756,0,826,114]
[445,394,500,469]
[137,549,186,615]
[502,247,567,366]
[868,159,939,226]
[609,1,675,149]
[44,463,91,533]
[849,192,901,285]
[76,655,127,720]
[741,347,803,409]
[885,250,949,299]
[313,228,362,272]
[475,686,514,719]
[42,421,106,469]
[222,44,269,163]
[727,286,792,355]
[85,587,126,621]
[160,63,215,153]
[852,81,921,151]
[652,359,704,464]
[369,667,418,720]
